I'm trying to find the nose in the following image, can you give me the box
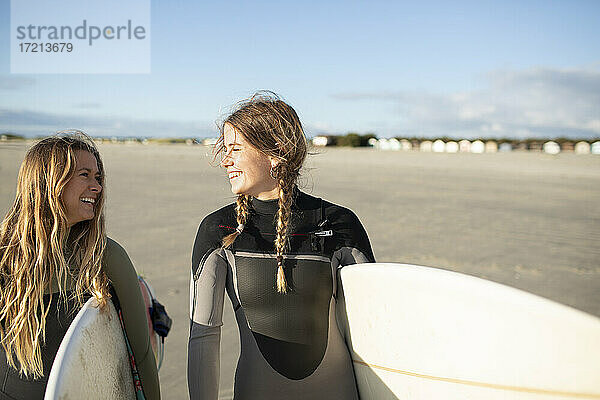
[220,153,233,168]
[90,180,102,193]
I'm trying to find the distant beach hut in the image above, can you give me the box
[399,139,412,151]
[368,137,378,147]
[529,141,543,152]
[203,138,218,146]
[1,135,7,141]
[111,137,119,144]
[312,136,332,147]
[561,141,574,152]
[499,142,512,152]
[376,138,390,150]
[445,141,459,153]
[312,136,328,147]
[514,142,528,151]
[420,140,433,152]
[592,141,600,155]
[410,139,421,150]
[485,141,498,153]
[471,140,484,153]
[543,141,560,155]
[575,141,590,154]
[432,140,445,153]
[458,140,471,152]
[388,138,401,151]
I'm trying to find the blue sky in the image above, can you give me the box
[1,0,599,138]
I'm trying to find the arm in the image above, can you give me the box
[331,207,375,268]
[188,220,227,400]
[331,207,375,341]
[103,238,161,400]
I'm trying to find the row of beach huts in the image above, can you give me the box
[3,134,599,155]
[311,136,600,155]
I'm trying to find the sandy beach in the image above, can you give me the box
[1,141,599,399]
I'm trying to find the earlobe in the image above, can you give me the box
[269,157,280,180]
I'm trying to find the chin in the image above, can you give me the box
[230,185,244,196]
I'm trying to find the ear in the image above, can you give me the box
[269,156,279,169]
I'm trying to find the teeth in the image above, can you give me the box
[229,172,242,178]
[81,197,95,204]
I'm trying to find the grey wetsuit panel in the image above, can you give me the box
[188,190,375,400]
[235,253,332,379]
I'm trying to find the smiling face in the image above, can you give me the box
[62,150,102,227]
[220,123,278,200]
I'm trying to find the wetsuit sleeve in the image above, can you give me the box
[103,238,161,400]
[330,207,375,267]
[188,219,228,400]
[329,209,374,345]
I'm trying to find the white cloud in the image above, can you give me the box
[332,67,600,138]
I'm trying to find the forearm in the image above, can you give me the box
[138,345,161,400]
[188,323,221,400]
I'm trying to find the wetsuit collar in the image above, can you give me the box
[251,187,302,215]
[251,196,279,215]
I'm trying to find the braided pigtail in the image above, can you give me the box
[274,170,295,293]
[222,195,250,249]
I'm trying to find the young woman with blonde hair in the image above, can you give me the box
[188,92,375,399]
[0,133,160,399]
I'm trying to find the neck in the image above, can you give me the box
[252,185,279,201]
[254,186,279,200]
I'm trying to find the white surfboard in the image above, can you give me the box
[44,297,135,400]
[338,263,600,400]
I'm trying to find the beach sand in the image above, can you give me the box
[1,142,599,399]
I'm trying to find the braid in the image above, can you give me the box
[274,175,295,293]
[222,195,250,248]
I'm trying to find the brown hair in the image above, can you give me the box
[216,91,307,293]
[0,131,110,378]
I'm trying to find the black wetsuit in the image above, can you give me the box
[188,190,375,399]
[0,238,160,400]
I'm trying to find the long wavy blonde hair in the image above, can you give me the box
[0,132,110,378]
[215,91,307,293]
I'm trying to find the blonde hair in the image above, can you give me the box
[0,132,110,378]
[216,91,307,293]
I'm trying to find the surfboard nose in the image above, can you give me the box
[44,298,136,400]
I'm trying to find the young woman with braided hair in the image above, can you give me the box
[188,92,375,399]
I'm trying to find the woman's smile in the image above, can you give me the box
[228,170,243,180]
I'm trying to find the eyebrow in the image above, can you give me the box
[78,167,100,175]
